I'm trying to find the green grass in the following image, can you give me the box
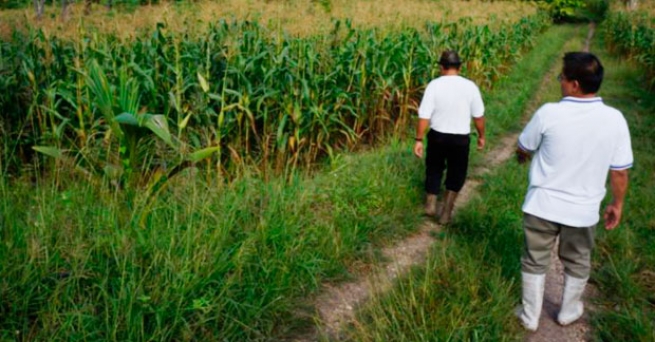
[345,24,655,342]
[0,23,575,341]
[0,138,426,340]
[341,24,581,341]
[11,21,655,342]
[589,28,655,342]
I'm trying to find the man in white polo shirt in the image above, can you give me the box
[414,50,485,225]
[515,52,633,331]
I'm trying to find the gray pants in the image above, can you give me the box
[521,213,596,279]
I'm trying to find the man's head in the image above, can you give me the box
[439,50,462,72]
[560,52,604,97]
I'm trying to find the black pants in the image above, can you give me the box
[425,130,470,195]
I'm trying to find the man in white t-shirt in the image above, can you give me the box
[414,50,486,225]
[515,52,633,331]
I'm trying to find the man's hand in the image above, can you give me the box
[604,169,629,230]
[477,136,486,150]
[603,202,623,230]
[414,141,423,158]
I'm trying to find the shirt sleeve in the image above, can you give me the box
[418,82,436,120]
[470,85,484,118]
[610,116,633,170]
[518,107,544,152]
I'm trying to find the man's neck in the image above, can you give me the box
[441,70,459,76]
[567,92,597,99]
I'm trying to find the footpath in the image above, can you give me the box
[289,24,597,342]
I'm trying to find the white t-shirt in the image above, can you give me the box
[418,75,485,134]
[518,96,633,227]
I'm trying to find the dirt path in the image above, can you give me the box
[303,134,524,341]
[291,25,596,342]
[296,76,553,341]
[524,237,599,342]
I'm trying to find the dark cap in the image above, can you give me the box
[439,50,461,67]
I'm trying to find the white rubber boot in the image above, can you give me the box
[557,274,588,325]
[517,272,546,331]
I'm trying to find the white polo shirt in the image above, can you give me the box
[418,75,485,134]
[518,96,633,227]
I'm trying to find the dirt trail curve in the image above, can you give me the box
[291,24,597,342]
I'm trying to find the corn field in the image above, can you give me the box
[0,13,550,181]
[604,11,655,85]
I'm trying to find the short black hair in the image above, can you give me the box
[439,50,462,69]
[562,52,604,94]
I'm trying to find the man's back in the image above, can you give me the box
[418,75,484,135]
[519,97,633,226]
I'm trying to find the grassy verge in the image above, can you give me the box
[343,25,584,341]
[0,140,426,340]
[0,25,573,341]
[589,29,655,341]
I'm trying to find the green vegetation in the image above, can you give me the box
[344,24,580,341]
[530,0,609,22]
[0,6,555,341]
[2,0,654,340]
[346,21,655,341]
[0,13,549,183]
[589,36,655,342]
[537,0,587,21]
[604,11,655,85]
[0,139,427,340]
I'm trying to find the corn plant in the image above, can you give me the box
[1,12,550,179]
[604,11,655,85]
[33,59,219,204]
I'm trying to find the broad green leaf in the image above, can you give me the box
[33,146,64,159]
[85,60,122,140]
[143,114,175,148]
[208,93,222,102]
[187,146,220,163]
[115,112,139,126]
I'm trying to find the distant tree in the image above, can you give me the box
[530,0,586,22]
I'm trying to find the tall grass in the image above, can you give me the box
[0,13,550,179]
[0,139,425,341]
[603,11,655,85]
[589,34,655,341]
[0,22,569,341]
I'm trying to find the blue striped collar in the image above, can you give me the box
[560,96,603,104]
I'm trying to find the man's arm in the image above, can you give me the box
[604,169,629,230]
[516,147,532,164]
[474,117,485,150]
[413,118,430,158]
[517,107,544,164]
